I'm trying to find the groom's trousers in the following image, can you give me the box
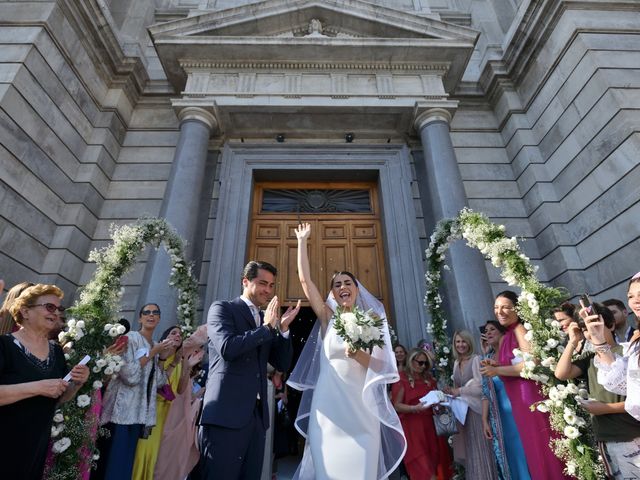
[199,403,266,480]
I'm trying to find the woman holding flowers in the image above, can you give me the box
[288,223,405,480]
[0,283,89,480]
[480,291,568,479]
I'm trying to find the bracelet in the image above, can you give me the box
[595,344,612,354]
[592,341,608,347]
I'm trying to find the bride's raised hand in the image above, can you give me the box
[295,222,311,240]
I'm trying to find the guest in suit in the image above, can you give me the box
[199,260,300,480]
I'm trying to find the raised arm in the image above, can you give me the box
[295,223,332,331]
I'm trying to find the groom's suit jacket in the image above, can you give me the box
[201,296,292,430]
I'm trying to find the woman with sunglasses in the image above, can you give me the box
[97,303,177,480]
[448,330,499,479]
[0,283,89,480]
[391,348,440,480]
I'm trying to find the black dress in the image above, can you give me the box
[0,334,67,480]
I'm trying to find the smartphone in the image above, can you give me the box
[578,293,594,329]
[478,325,486,335]
[579,293,594,314]
[113,335,128,349]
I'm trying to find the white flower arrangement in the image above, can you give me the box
[332,306,385,352]
[46,218,201,480]
[423,208,603,479]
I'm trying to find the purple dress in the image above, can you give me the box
[498,323,569,479]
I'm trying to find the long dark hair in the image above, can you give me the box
[495,290,522,323]
[159,325,183,351]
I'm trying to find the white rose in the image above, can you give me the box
[340,312,357,324]
[565,383,579,394]
[524,360,536,370]
[52,437,72,453]
[563,410,576,425]
[546,338,559,349]
[567,462,577,476]
[96,358,107,368]
[116,324,126,335]
[104,323,113,332]
[76,320,85,329]
[93,380,103,390]
[523,322,533,331]
[104,367,114,376]
[76,394,91,408]
[67,319,76,328]
[53,413,64,423]
[563,425,580,439]
[108,327,119,337]
[58,331,67,343]
[524,331,534,342]
[551,320,561,329]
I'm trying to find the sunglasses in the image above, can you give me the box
[413,360,428,366]
[141,309,161,316]
[29,303,66,314]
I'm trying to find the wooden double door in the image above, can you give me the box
[247,182,389,307]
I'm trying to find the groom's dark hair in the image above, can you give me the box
[243,261,277,281]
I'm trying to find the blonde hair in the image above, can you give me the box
[452,330,475,360]
[9,284,63,325]
[0,282,35,334]
[404,348,432,387]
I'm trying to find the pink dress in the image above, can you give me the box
[498,323,569,479]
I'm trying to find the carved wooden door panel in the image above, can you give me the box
[247,183,388,306]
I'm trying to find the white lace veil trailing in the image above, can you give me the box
[287,281,407,479]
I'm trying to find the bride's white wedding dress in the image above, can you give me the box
[307,321,380,479]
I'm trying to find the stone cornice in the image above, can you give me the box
[179,61,450,72]
[58,0,149,109]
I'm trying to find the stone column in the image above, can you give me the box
[415,108,494,332]
[140,107,217,334]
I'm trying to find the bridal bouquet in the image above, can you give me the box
[333,305,385,352]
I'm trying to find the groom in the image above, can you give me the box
[200,260,299,479]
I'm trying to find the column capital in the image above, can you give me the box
[177,106,217,130]
[413,100,458,131]
[171,99,219,132]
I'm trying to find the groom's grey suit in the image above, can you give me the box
[200,296,292,479]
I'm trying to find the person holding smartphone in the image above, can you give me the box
[556,299,640,478]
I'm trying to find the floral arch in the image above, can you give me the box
[47,218,199,480]
[424,208,603,479]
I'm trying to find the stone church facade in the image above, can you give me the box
[0,0,638,345]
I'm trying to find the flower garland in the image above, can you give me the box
[424,208,603,479]
[46,218,200,480]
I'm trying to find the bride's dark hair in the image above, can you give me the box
[330,271,358,289]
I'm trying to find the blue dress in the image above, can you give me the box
[482,352,531,480]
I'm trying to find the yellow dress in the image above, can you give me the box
[132,355,182,480]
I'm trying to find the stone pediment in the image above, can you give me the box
[149,0,478,93]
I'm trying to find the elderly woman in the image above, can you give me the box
[0,283,89,480]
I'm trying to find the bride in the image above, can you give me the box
[287,223,406,479]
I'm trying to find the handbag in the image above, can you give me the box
[433,404,458,437]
